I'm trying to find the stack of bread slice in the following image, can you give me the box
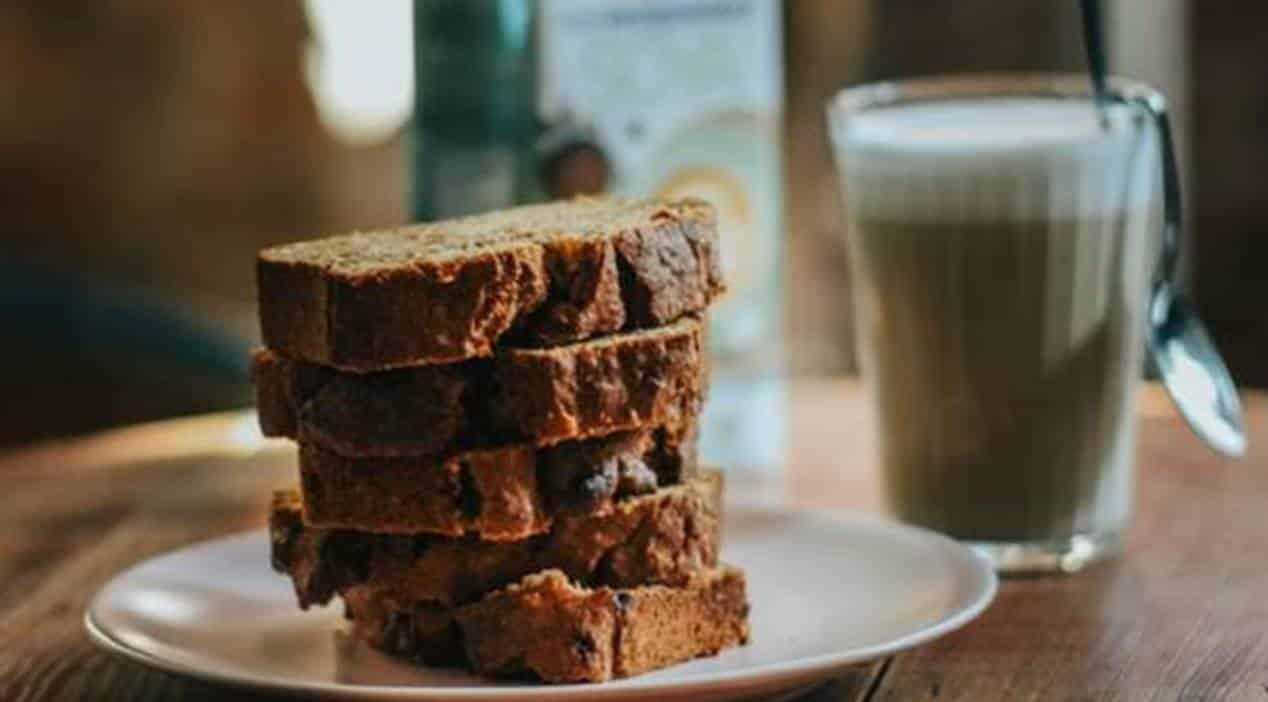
[256,197,749,683]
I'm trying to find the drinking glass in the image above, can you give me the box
[827,74,1169,572]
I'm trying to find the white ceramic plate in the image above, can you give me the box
[86,506,996,702]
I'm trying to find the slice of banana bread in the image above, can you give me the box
[299,422,696,539]
[344,566,749,683]
[258,197,723,371]
[271,472,721,609]
[253,316,704,457]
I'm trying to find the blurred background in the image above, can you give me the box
[0,0,1260,448]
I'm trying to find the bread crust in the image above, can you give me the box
[271,472,722,610]
[257,197,722,371]
[344,566,749,683]
[298,423,697,539]
[253,317,705,457]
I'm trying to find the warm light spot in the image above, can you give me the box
[304,0,414,144]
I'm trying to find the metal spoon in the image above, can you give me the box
[1139,96,1246,456]
[1079,0,1246,456]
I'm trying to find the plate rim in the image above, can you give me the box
[85,506,998,700]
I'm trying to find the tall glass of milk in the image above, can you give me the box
[828,75,1165,572]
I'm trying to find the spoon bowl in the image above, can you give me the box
[1147,281,1246,457]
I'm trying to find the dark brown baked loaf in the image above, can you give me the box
[254,316,705,457]
[258,197,723,372]
[344,566,749,683]
[271,472,721,609]
[299,423,695,538]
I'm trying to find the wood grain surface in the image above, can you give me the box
[0,382,1265,701]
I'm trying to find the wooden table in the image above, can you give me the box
[1,381,1265,700]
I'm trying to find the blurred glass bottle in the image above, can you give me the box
[412,0,785,475]
[411,0,540,219]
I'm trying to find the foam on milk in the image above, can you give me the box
[832,98,1158,221]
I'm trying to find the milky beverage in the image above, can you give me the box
[835,99,1157,542]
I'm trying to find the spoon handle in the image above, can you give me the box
[1151,104,1183,288]
[1123,88,1182,293]
[1079,0,1111,124]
